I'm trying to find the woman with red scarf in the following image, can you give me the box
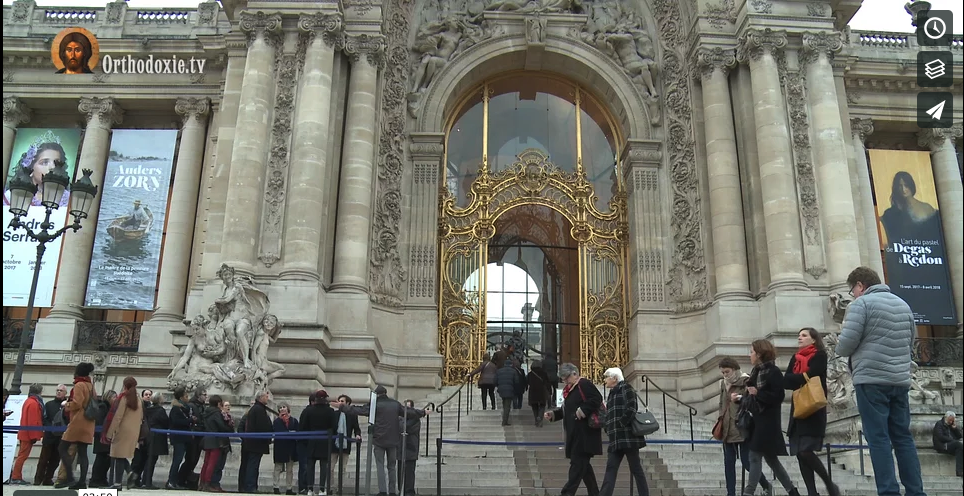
[784,327,840,496]
[272,403,300,495]
[57,362,96,489]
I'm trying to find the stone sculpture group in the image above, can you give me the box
[168,264,285,398]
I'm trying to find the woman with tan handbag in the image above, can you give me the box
[784,327,840,496]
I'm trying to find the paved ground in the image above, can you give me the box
[1,487,295,496]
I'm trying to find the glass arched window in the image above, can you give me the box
[445,73,621,210]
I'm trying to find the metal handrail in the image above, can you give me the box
[424,377,472,457]
[640,374,699,451]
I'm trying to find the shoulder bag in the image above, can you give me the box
[711,379,725,440]
[83,388,98,421]
[575,382,606,430]
[792,372,828,419]
[628,388,659,437]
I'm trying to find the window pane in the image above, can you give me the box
[446,91,483,208]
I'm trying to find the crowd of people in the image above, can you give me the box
[4,373,428,496]
[3,265,961,496]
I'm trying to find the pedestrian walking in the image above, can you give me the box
[103,377,145,490]
[399,400,422,496]
[496,361,520,426]
[466,353,498,410]
[837,266,927,496]
[739,339,800,496]
[544,363,601,496]
[57,362,96,490]
[784,327,839,496]
[598,368,648,496]
[714,358,770,496]
[527,360,552,427]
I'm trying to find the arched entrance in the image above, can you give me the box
[438,72,630,384]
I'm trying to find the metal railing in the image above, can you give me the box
[640,374,699,451]
[2,318,35,349]
[424,377,471,457]
[75,321,141,352]
[912,337,964,367]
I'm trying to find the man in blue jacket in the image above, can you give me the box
[496,361,520,426]
[837,266,925,496]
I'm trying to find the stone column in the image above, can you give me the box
[150,98,211,322]
[696,47,751,300]
[3,97,32,189]
[801,32,861,290]
[849,118,884,276]
[621,139,666,310]
[919,125,964,329]
[737,29,807,291]
[46,97,124,321]
[220,11,282,274]
[330,33,386,292]
[281,12,343,281]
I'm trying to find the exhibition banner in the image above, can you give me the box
[2,128,82,307]
[868,149,957,325]
[84,129,177,310]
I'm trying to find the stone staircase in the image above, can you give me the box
[7,384,962,495]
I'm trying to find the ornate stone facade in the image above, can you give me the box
[2,0,962,409]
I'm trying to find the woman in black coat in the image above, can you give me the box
[785,328,840,496]
[741,339,800,496]
[199,395,232,491]
[140,393,170,490]
[527,361,552,427]
[272,403,299,495]
[545,363,602,496]
[89,391,116,487]
[298,395,337,493]
[598,368,648,496]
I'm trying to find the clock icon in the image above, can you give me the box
[917,10,953,46]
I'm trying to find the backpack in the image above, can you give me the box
[50,408,66,436]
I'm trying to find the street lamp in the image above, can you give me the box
[7,165,98,395]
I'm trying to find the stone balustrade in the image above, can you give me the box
[847,29,964,53]
[5,0,225,37]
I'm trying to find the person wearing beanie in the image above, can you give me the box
[337,386,429,496]
[932,411,963,477]
[57,362,96,489]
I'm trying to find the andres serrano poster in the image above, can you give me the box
[2,128,81,307]
[84,129,177,311]
[868,149,957,325]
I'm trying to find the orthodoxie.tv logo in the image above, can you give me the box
[52,27,206,75]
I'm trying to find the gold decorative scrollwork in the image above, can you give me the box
[440,143,629,383]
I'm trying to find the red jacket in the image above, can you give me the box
[18,395,44,442]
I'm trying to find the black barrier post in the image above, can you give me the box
[337,433,345,496]
[354,438,361,496]
[689,410,695,451]
[858,430,865,476]
[457,389,462,432]
[825,443,832,482]
[740,458,745,494]
[662,392,668,434]
[400,407,409,495]
[326,429,334,495]
[436,438,442,496]
[425,414,430,458]
[365,423,375,496]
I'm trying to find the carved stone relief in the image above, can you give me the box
[3,97,32,128]
[807,2,830,17]
[653,0,707,311]
[749,0,773,15]
[104,1,125,24]
[703,0,736,30]
[197,1,219,26]
[11,0,34,23]
[370,0,416,307]
[407,137,444,300]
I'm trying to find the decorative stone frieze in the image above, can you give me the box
[239,11,283,49]
[299,11,344,48]
[850,117,874,143]
[79,96,124,128]
[3,97,32,128]
[622,139,665,309]
[407,132,445,301]
[695,47,737,80]
[800,31,844,68]
[703,0,736,30]
[343,33,387,67]
[918,125,964,151]
[736,28,788,63]
[174,97,210,127]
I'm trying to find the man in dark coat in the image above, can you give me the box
[527,361,552,427]
[297,392,316,494]
[338,386,428,496]
[599,368,648,496]
[545,363,602,496]
[241,390,274,493]
[141,393,170,489]
[33,384,67,486]
[932,411,963,477]
[299,390,337,494]
[398,400,422,496]
[177,388,208,488]
[496,361,520,426]
[166,387,192,490]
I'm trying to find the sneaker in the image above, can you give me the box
[275,489,282,495]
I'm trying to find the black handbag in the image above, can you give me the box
[631,410,660,437]
[735,396,755,439]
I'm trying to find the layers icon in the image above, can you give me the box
[924,58,946,79]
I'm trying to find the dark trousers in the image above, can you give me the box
[305,458,330,492]
[722,442,769,496]
[177,438,202,486]
[58,441,89,484]
[33,441,61,484]
[599,448,648,496]
[238,451,250,492]
[561,452,598,496]
[111,457,130,485]
[403,459,416,495]
[167,442,187,486]
[297,445,309,491]
[130,446,146,483]
[90,453,111,485]
[142,449,160,488]
[939,440,963,476]
[242,451,264,492]
[501,398,513,425]
[480,385,495,409]
[531,404,546,427]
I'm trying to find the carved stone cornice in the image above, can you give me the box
[621,139,662,168]
[736,28,787,63]
[239,11,283,49]
[3,97,32,128]
[175,97,210,128]
[343,33,386,67]
[850,118,874,143]
[918,125,964,152]
[299,12,344,49]
[800,31,844,68]
[695,47,737,81]
[78,97,123,128]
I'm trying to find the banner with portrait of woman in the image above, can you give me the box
[2,128,82,307]
[869,149,957,325]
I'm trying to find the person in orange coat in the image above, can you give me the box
[57,362,96,489]
[10,384,46,484]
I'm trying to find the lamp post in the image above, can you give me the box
[6,164,98,395]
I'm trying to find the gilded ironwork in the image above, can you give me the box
[439,78,629,383]
[75,321,142,353]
